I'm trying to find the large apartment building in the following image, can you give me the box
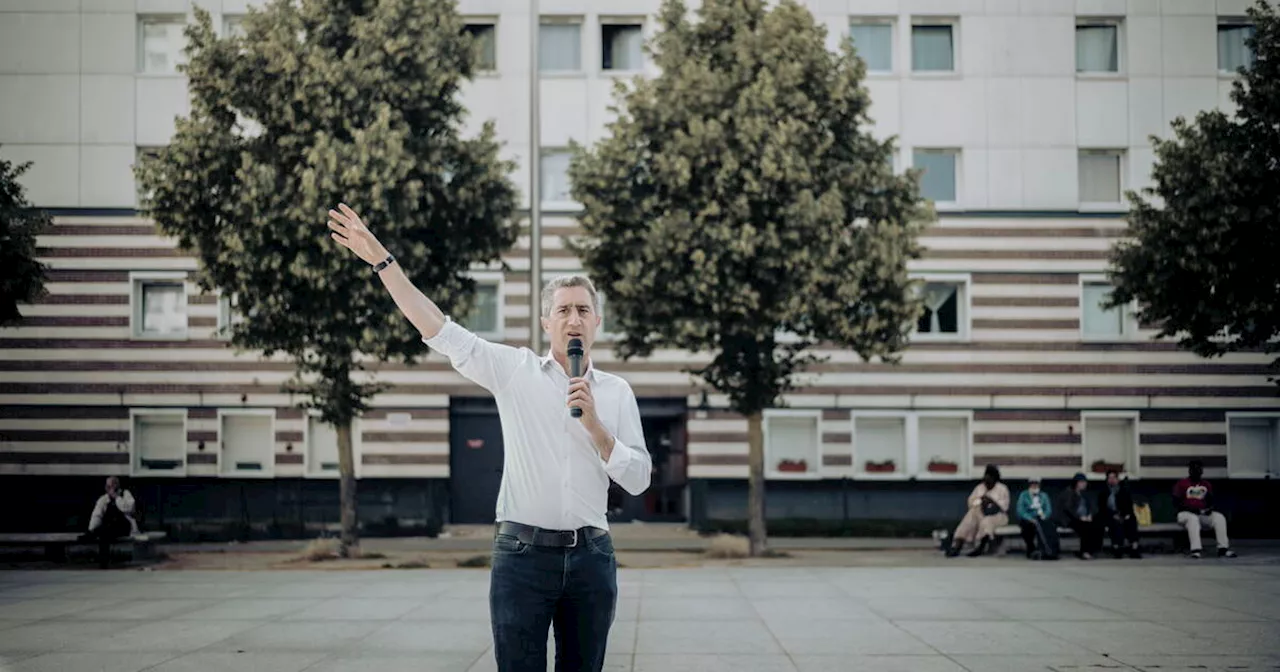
[1,0,1276,535]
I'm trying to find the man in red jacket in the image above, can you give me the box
[1173,460,1237,559]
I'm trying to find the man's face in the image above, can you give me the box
[1190,465,1203,480]
[1029,483,1040,495]
[105,477,119,493]
[1106,473,1119,487]
[540,286,600,359]
[1075,480,1087,491]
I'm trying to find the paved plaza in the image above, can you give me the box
[0,560,1278,672]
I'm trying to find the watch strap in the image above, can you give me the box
[372,254,396,273]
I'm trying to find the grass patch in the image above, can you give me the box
[457,554,491,568]
[704,534,749,559]
[297,538,341,562]
[382,558,430,569]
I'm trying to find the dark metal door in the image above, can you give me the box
[449,405,504,524]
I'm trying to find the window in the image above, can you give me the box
[540,149,573,203]
[1076,21,1120,73]
[915,280,967,339]
[1081,280,1134,339]
[913,149,958,204]
[596,291,616,339]
[223,15,245,38]
[1078,150,1123,204]
[911,22,954,72]
[461,281,501,336]
[1228,415,1279,478]
[219,410,274,476]
[919,416,969,478]
[765,411,820,479]
[1217,21,1256,72]
[464,22,497,72]
[306,414,340,476]
[849,20,893,72]
[540,20,582,72]
[601,21,643,71]
[138,16,186,74]
[1083,414,1138,478]
[131,273,188,339]
[854,415,906,477]
[132,409,186,475]
[216,292,243,340]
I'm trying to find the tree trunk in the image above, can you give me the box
[746,411,767,557]
[336,420,359,558]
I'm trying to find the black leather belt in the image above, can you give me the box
[496,521,608,548]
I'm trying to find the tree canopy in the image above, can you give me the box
[0,152,50,327]
[1109,0,1279,382]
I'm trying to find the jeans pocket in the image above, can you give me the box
[586,533,615,558]
[493,534,530,556]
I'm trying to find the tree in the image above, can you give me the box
[1109,1,1280,383]
[0,151,50,327]
[135,0,519,555]
[569,0,930,556]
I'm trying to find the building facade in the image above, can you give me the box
[1,0,1277,536]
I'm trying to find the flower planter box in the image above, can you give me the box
[776,459,808,473]
[1091,460,1124,474]
[927,460,959,474]
[864,461,896,474]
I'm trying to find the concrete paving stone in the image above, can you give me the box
[603,620,636,654]
[247,582,364,599]
[948,654,1135,671]
[973,598,1127,622]
[639,597,758,621]
[353,621,493,653]
[0,598,121,620]
[280,597,424,621]
[635,620,782,654]
[143,651,329,672]
[1162,621,1280,655]
[354,581,453,599]
[6,652,176,672]
[74,619,257,653]
[735,581,841,599]
[865,596,1010,621]
[55,598,214,621]
[434,581,495,600]
[791,654,969,672]
[765,619,935,655]
[0,584,83,600]
[400,597,493,621]
[171,598,321,621]
[202,620,384,652]
[307,652,484,672]
[613,597,640,621]
[464,651,630,672]
[895,620,1084,656]
[642,582,741,599]
[632,653,799,671]
[1026,620,1230,656]
[0,621,123,653]
[749,597,884,622]
[1116,655,1280,671]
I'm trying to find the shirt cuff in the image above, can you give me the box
[603,437,633,476]
[422,318,463,355]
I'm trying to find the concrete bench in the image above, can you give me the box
[0,532,168,563]
[989,522,1208,553]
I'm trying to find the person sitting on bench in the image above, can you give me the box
[945,464,1010,558]
[1099,470,1141,559]
[1174,460,1237,559]
[1057,473,1103,560]
[1016,476,1059,560]
[84,477,140,567]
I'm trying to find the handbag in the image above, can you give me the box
[1133,502,1152,527]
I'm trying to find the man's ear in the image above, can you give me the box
[540,316,550,334]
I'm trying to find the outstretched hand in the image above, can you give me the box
[327,203,390,266]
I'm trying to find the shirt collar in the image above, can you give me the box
[540,351,596,381]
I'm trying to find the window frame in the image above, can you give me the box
[303,411,363,479]
[539,16,585,76]
[130,271,189,341]
[763,409,824,481]
[1226,412,1280,479]
[851,411,973,481]
[538,147,576,207]
[217,408,276,478]
[1216,19,1256,75]
[910,272,971,343]
[137,14,188,75]
[463,18,499,74]
[1077,148,1126,210]
[1081,410,1141,480]
[909,17,958,74]
[460,271,504,340]
[848,17,896,75]
[129,408,188,477]
[599,16,645,74]
[1079,275,1138,342]
[1075,18,1124,76]
[911,147,961,208]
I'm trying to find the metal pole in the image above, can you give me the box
[529,0,543,354]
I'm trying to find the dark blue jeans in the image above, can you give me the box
[489,530,618,672]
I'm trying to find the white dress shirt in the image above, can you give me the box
[424,320,652,531]
[88,490,140,535]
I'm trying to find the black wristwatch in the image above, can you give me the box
[372,254,396,274]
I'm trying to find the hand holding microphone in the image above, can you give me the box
[566,338,594,422]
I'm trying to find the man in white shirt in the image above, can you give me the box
[86,476,140,568]
[327,204,651,672]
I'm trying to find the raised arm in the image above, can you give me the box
[327,203,447,339]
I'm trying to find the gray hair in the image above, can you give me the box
[541,274,600,318]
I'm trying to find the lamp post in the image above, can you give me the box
[529,0,542,353]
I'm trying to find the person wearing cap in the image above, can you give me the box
[1016,476,1058,560]
[1056,472,1103,559]
[945,464,1010,557]
[1098,469,1141,559]
[1174,460,1237,559]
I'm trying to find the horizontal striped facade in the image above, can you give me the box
[1,214,1277,482]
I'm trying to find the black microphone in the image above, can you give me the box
[567,338,584,418]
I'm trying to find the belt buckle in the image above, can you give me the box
[567,529,578,548]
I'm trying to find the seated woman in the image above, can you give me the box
[945,464,1010,557]
[1016,476,1059,560]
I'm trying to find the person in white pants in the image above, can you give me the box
[1173,461,1237,559]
